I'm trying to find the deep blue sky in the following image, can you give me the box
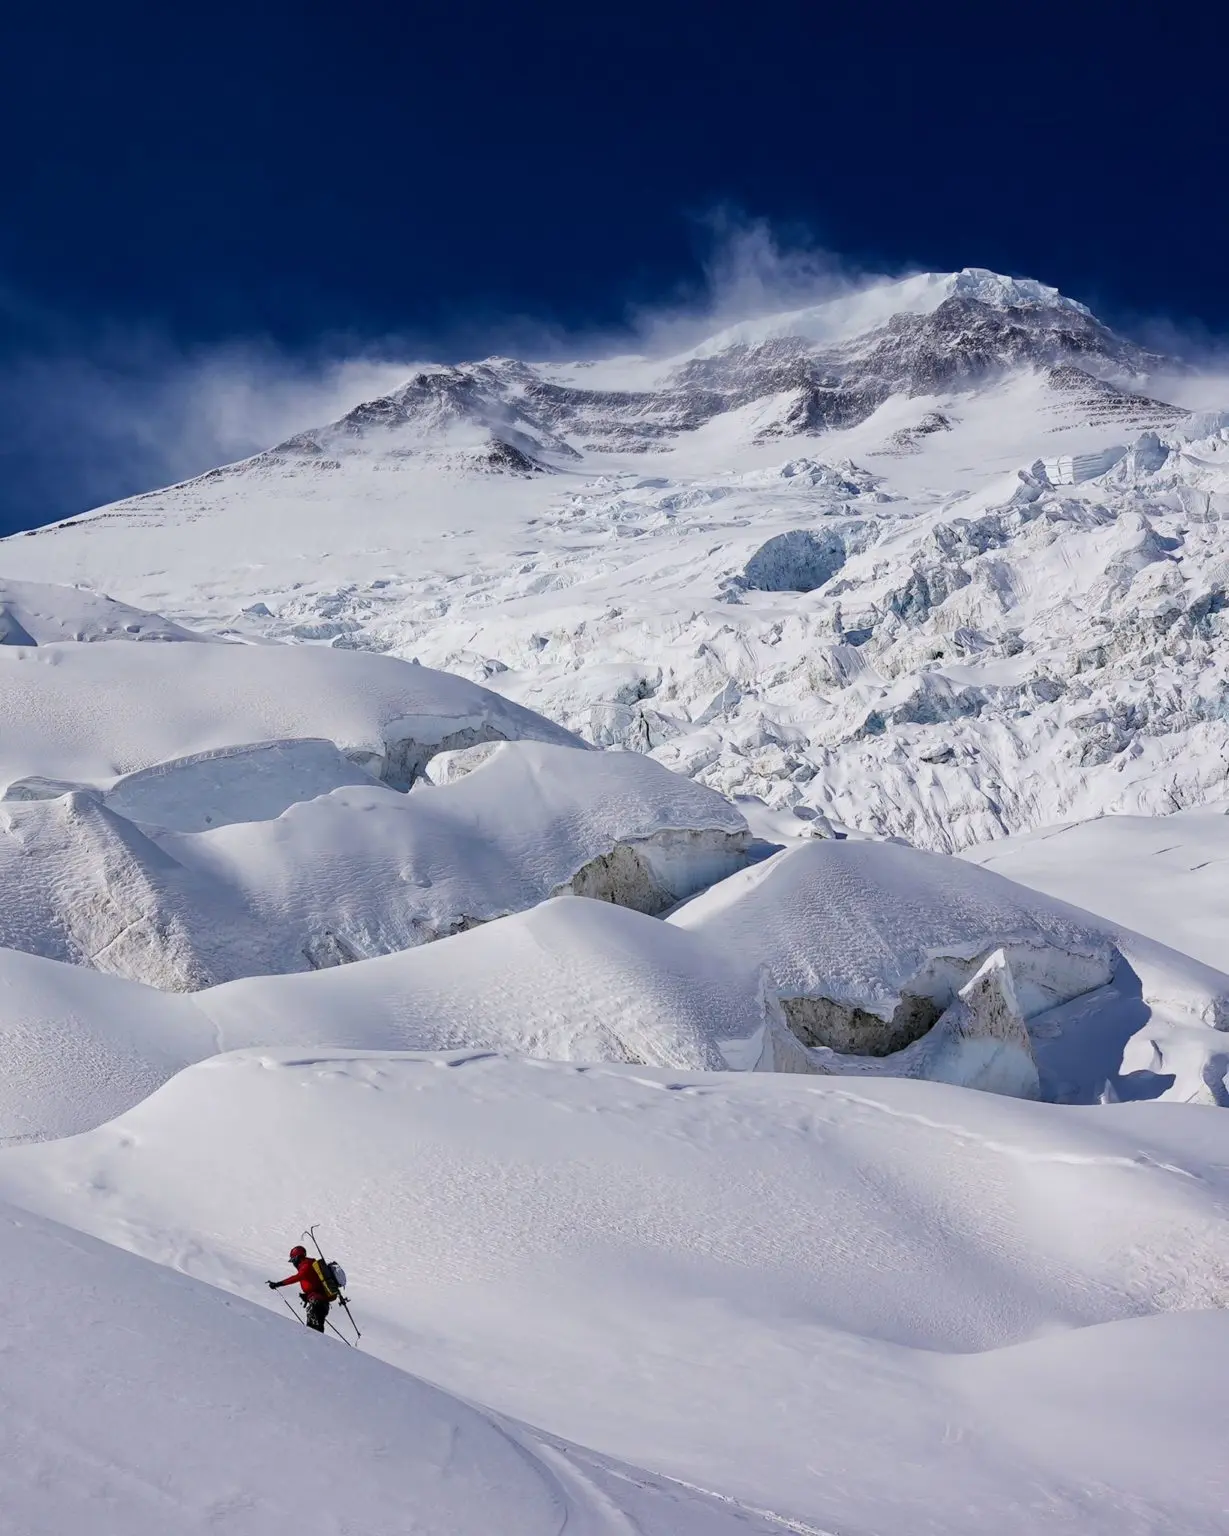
[1,0,1224,534]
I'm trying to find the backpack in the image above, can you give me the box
[311,1258,346,1300]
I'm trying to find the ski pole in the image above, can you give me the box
[323,1315,354,1347]
[304,1225,363,1344]
[275,1289,305,1326]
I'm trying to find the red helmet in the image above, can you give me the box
[289,1245,307,1262]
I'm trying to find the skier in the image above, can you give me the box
[267,1243,334,1332]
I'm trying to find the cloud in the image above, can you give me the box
[0,316,418,535]
[624,210,897,358]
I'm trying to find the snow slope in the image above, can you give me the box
[4,1051,1229,1536]
[0,743,751,986]
[0,1198,783,1536]
[962,803,1229,971]
[0,575,208,644]
[0,946,211,1144]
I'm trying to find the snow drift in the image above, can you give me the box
[0,895,787,1141]
[0,946,212,1144]
[99,738,379,832]
[194,895,784,1071]
[0,576,208,644]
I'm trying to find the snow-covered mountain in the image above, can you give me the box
[3,267,1229,1534]
[3,266,1222,851]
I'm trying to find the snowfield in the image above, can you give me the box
[0,1199,793,1536]
[3,1053,1229,1535]
[1,267,1229,1533]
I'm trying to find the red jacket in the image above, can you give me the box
[273,1256,331,1299]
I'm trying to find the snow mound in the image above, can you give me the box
[0,577,208,644]
[0,946,211,1143]
[672,838,1229,1104]
[0,791,253,989]
[672,839,1114,1034]
[0,1200,768,1536]
[6,1055,1229,1535]
[197,896,783,1071]
[170,739,750,954]
[0,640,582,793]
[0,891,781,1143]
[0,744,751,987]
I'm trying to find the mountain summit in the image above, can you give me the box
[267,267,1180,470]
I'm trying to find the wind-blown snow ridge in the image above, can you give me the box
[674,266,1094,357]
[0,640,581,794]
[0,894,789,1142]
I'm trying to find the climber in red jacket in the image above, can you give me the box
[268,1244,333,1332]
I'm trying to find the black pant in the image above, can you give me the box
[303,1296,330,1333]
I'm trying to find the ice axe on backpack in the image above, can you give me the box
[304,1225,363,1344]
